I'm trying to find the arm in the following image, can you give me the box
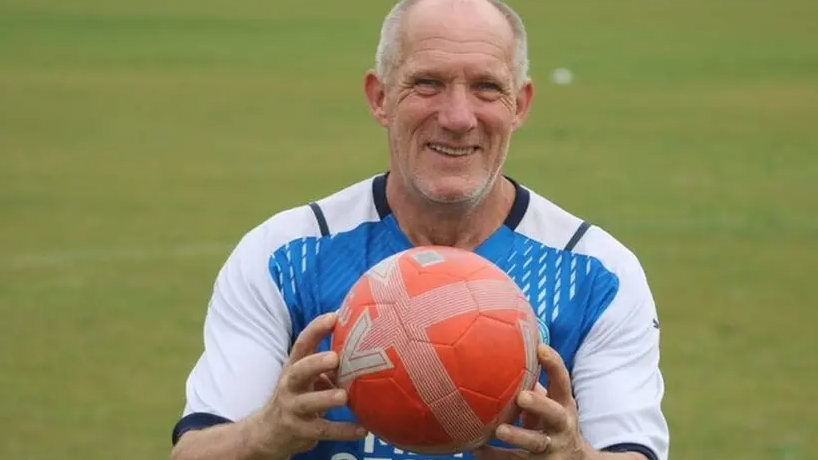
[169,227,293,460]
[171,416,286,460]
[585,451,647,460]
[572,257,669,460]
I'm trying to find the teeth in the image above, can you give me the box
[429,143,475,156]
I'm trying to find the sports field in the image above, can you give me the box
[1,0,816,459]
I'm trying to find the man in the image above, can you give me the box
[169,0,670,459]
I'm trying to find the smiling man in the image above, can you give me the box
[169,1,670,460]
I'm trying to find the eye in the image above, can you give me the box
[413,78,443,95]
[474,81,506,100]
[476,81,501,91]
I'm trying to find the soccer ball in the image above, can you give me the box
[331,246,541,455]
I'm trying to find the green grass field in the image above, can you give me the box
[1,0,817,459]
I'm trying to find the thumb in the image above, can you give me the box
[538,344,573,407]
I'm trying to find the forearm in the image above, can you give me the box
[581,440,649,460]
[170,414,288,460]
[593,453,647,460]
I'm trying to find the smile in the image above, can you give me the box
[427,143,478,157]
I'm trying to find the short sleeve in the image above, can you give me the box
[172,226,293,444]
[572,257,670,460]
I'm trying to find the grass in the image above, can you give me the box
[1,0,816,459]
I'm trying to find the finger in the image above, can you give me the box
[471,444,526,460]
[289,313,337,362]
[521,410,540,431]
[533,381,548,396]
[286,351,339,392]
[538,344,574,407]
[521,383,548,429]
[517,388,570,433]
[495,423,552,455]
[290,389,348,416]
[313,372,337,392]
[310,418,368,442]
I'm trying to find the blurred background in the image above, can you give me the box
[1,0,816,459]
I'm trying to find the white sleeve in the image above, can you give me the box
[572,258,669,460]
[180,226,293,424]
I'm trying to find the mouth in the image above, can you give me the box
[427,142,478,157]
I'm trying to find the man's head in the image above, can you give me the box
[364,0,534,207]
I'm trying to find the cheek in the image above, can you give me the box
[480,101,517,137]
[397,96,437,125]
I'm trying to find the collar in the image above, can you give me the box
[371,171,529,230]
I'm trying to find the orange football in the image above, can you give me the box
[331,246,541,455]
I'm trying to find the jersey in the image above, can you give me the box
[171,173,669,460]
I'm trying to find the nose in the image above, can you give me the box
[437,85,477,135]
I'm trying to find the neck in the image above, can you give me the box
[386,175,516,250]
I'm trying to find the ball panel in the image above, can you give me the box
[473,304,527,326]
[424,311,479,346]
[458,387,502,425]
[332,301,398,389]
[349,376,444,448]
[332,274,377,352]
[498,368,528,408]
[431,344,463,387]
[425,389,487,451]
[469,262,521,282]
[343,275,376,316]
[402,270,464,299]
[454,315,525,399]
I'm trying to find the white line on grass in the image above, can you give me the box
[0,243,233,270]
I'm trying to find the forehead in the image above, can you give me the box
[399,0,516,78]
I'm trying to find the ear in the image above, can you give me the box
[511,79,534,130]
[364,70,389,127]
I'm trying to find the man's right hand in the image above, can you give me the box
[250,312,369,459]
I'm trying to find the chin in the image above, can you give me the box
[416,176,491,205]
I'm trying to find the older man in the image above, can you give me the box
[169,1,670,459]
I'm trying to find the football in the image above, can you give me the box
[331,246,542,455]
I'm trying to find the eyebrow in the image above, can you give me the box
[406,67,509,83]
[470,70,507,82]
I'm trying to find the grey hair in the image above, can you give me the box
[375,0,530,89]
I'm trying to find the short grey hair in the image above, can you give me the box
[375,0,530,89]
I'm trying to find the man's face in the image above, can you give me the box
[365,0,533,206]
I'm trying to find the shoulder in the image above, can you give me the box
[517,184,659,346]
[212,175,381,304]
[515,184,655,333]
[517,185,647,285]
[233,175,381,257]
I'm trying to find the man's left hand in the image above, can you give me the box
[470,344,588,460]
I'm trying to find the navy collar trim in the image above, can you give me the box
[371,172,529,231]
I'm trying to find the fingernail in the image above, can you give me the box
[334,390,346,402]
[356,426,368,436]
[496,425,510,438]
[519,391,533,406]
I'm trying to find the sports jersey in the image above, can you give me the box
[171,173,669,460]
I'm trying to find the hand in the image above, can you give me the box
[471,344,588,460]
[252,312,368,458]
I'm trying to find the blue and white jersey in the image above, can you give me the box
[172,173,669,460]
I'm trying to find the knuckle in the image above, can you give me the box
[286,398,303,415]
[278,373,292,391]
[310,422,329,440]
[533,437,549,454]
[280,412,299,431]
